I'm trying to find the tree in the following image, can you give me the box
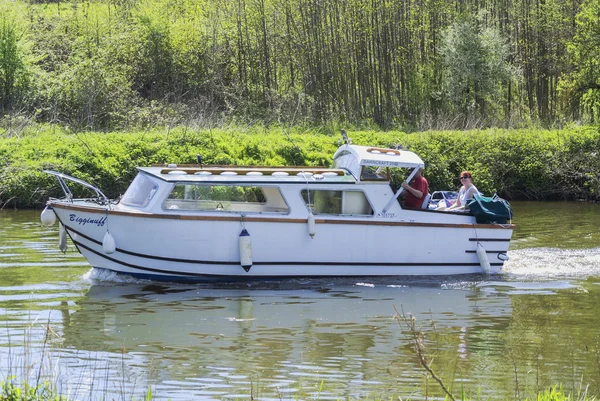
[0,17,27,113]
[439,13,514,126]
[559,0,600,122]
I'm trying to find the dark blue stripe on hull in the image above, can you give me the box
[73,239,503,282]
[68,225,503,270]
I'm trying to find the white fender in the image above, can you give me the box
[103,231,116,254]
[239,228,252,272]
[307,212,316,238]
[58,223,68,252]
[41,206,56,226]
[476,243,491,274]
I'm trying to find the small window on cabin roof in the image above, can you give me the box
[301,189,373,216]
[332,150,355,170]
[334,150,352,160]
[163,184,289,213]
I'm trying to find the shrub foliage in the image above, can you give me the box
[0,126,598,209]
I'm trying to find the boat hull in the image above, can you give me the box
[50,202,512,280]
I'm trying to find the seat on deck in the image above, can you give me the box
[421,193,431,209]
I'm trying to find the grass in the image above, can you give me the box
[1,379,596,400]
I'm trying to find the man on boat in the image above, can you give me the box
[401,169,429,209]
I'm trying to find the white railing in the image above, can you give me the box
[44,170,110,204]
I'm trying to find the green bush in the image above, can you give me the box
[0,125,598,209]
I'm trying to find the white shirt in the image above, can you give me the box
[458,185,479,207]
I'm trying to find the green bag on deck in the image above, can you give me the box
[467,194,513,224]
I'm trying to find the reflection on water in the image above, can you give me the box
[58,272,511,400]
[510,201,600,250]
[1,204,600,400]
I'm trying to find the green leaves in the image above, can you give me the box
[559,0,600,122]
[0,16,30,113]
[1,126,599,209]
[439,13,515,123]
[0,0,596,129]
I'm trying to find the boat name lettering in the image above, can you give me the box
[364,160,403,167]
[377,212,396,218]
[69,214,107,227]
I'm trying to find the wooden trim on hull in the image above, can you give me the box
[51,202,515,230]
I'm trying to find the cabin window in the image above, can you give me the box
[301,190,373,216]
[163,184,289,213]
[332,150,355,171]
[334,150,352,160]
[360,166,389,181]
[120,173,158,208]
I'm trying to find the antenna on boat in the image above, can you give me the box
[341,129,351,144]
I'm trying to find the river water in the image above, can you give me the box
[1,202,600,400]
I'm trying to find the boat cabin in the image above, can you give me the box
[116,144,425,218]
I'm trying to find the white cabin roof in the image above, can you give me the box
[332,144,424,180]
[333,144,424,168]
[137,143,424,184]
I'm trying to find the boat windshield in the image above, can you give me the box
[120,173,158,208]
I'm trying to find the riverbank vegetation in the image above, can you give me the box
[0,125,599,209]
[0,386,596,401]
[1,380,596,401]
[1,0,599,208]
[1,366,597,400]
[0,0,599,131]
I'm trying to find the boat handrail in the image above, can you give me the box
[43,170,109,204]
[156,166,347,176]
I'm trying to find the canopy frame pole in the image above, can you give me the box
[382,168,419,213]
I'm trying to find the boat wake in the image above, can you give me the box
[504,247,600,278]
[82,267,153,284]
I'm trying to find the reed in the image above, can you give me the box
[2,306,599,400]
[1,315,154,401]
[393,307,598,401]
[2,377,597,401]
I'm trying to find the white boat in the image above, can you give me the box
[41,132,513,281]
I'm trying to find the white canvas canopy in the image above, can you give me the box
[332,144,425,181]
